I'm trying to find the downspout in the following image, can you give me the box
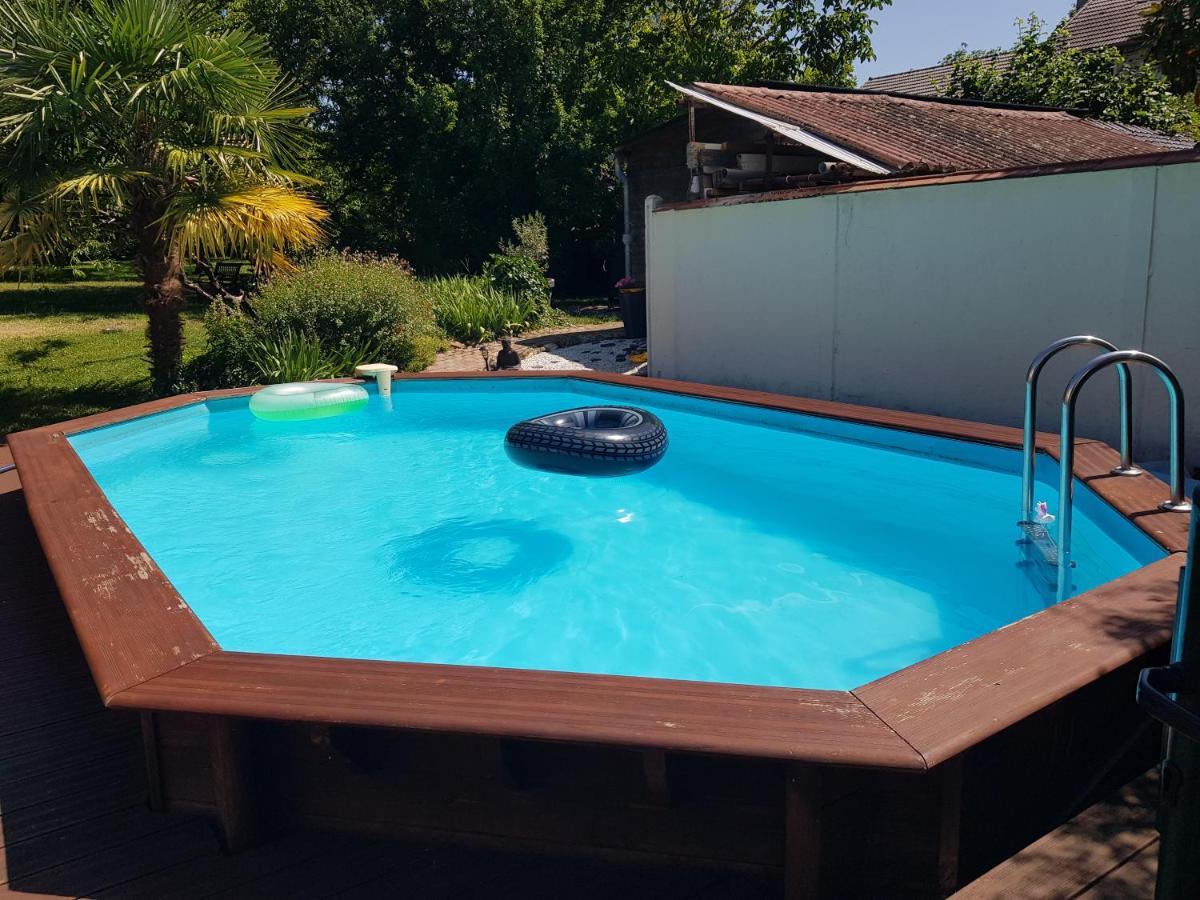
[615,151,632,279]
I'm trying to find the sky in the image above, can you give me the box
[857,0,1076,83]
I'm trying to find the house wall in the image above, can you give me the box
[646,159,1200,469]
[622,109,777,284]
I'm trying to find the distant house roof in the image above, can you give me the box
[862,53,1014,97]
[863,0,1153,96]
[671,81,1185,175]
[1067,0,1155,50]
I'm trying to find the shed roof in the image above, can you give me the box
[673,81,1185,174]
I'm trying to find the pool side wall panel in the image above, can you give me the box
[140,646,1159,898]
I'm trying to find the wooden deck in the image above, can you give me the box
[0,436,1163,898]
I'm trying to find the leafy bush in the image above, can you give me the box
[483,253,550,316]
[428,275,539,343]
[248,329,381,383]
[254,251,436,365]
[499,212,549,271]
[183,251,439,388]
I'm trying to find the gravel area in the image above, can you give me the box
[520,338,647,374]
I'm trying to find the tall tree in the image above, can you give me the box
[945,15,1199,137]
[0,0,327,393]
[1143,0,1200,102]
[224,0,889,286]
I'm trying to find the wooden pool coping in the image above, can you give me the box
[7,372,1188,773]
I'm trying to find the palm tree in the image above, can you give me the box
[0,0,327,393]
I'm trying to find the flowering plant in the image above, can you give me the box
[615,276,642,290]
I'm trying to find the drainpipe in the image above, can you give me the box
[615,151,632,279]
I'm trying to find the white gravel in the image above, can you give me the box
[521,338,647,375]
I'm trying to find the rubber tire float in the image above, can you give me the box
[504,406,668,476]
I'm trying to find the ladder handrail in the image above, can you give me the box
[1022,336,1137,524]
[1057,349,1192,597]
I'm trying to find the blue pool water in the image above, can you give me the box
[71,379,1165,690]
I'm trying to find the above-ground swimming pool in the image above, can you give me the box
[11,372,1189,897]
[69,378,1162,691]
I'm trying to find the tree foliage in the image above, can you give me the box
[1142,0,1200,101]
[0,0,326,391]
[945,15,1199,137]
[223,0,889,287]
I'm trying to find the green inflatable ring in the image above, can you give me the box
[249,382,369,422]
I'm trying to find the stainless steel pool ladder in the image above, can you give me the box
[1021,336,1138,530]
[1055,350,1191,596]
[1020,337,1192,597]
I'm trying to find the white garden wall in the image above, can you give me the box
[645,159,1200,469]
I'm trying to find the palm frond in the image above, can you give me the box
[52,166,151,205]
[157,142,267,177]
[165,182,327,265]
[0,188,66,270]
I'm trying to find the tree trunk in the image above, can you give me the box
[133,199,187,395]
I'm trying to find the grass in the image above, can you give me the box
[0,280,204,437]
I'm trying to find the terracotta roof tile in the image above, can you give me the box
[1065,0,1154,50]
[863,54,1014,96]
[687,82,1174,172]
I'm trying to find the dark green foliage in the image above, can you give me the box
[428,276,540,343]
[500,213,550,271]
[484,254,550,315]
[1142,1,1200,101]
[247,328,381,382]
[222,0,890,287]
[945,15,1199,136]
[184,251,440,387]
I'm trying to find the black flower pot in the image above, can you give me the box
[619,289,647,339]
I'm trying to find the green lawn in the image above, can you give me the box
[0,281,204,437]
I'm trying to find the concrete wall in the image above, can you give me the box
[646,160,1200,469]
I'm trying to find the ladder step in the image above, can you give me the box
[1018,520,1060,567]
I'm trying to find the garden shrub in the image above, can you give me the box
[499,212,549,271]
[248,328,382,383]
[183,251,439,388]
[427,275,539,344]
[483,253,550,316]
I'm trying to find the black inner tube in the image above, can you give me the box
[505,405,668,476]
[534,407,643,430]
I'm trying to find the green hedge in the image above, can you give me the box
[183,251,441,388]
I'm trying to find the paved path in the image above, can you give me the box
[424,323,623,373]
[522,338,646,374]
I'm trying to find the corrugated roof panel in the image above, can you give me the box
[683,82,1172,172]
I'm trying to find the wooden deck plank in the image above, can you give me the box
[88,833,359,900]
[6,429,219,703]
[112,651,925,768]
[952,771,1158,899]
[1048,439,1191,553]
[0,819,218,898]
[855,556,1182,768]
